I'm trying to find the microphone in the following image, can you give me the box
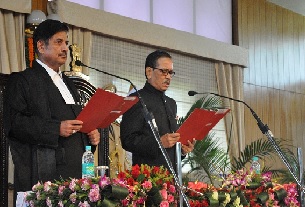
[188,90,266,131]
[188,90,198,96]
[76,60,191,204]
[189,90,305,192]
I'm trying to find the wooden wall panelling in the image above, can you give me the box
[270,3,278,89]
[293,14,300,94]
[253,0,266,86]
[261,2,274,87]
[300,17,305,93]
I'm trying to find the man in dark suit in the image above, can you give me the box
[120,50,195,170]
[4,20,100,198]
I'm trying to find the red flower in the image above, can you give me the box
[152,166,160,174]
[131,165,140,179]
[117,171,126,179]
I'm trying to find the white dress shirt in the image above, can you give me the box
[36,59,75,104]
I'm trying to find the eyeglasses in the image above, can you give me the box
[152,67,176,77]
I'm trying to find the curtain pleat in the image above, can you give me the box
[0,9,26,74]
[215,62,245,160]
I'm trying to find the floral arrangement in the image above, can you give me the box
[25,165,300,207]
[26,177,129,207]
[25,164,178,207]
[185,168,300,207]
[25,36,35,68]
[118,164,178,206]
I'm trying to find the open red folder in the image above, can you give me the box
[177,108,230,145]
[76,88,138,133]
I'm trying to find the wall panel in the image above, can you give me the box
[238,0,305,169]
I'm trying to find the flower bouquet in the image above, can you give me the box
[25,164,178,207]
[26,177,129,207]
[118,164,178,206]
[185,168,300,207]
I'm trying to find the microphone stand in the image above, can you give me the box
[76,61,191,206]
[195,91,305,193]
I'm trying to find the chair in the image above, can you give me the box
[0,73,10,207]
[66,74,110,175]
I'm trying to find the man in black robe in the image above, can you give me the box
[4,20,100,199]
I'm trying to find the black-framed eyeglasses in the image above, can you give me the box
[152,67,175,77]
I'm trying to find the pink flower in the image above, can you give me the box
[167,194,175,203]
[46,197,52,207]
[44,181,52,192]
[78,201,90,207]
[141,181,152,190]
[58,200,64,207]
[99,176,111,188]
[261,171,272,182]
[121,199,129,206]
[89,184,101,202]
[160,200,169,207]
[81,179,91,190]
[69,192,77,203]
[168,184,176,194]
[32,182,42,191]
[112,178,127,187]
[58,185,65,195]
[36,191,41,200]
[69,179,77,191]
[160,189,168,200]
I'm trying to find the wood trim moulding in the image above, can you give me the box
[57,0,248,68]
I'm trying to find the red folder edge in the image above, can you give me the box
[76,89,138,133]
[177,108,230,145]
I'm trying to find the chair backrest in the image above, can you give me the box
[0,73,10,207]
[66,75,110,175]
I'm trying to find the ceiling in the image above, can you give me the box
[268,0,305,16]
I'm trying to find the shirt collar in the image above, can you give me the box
[36,59,61,80]
[144,81,165,97]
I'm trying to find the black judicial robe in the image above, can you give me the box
[4,60,94,192]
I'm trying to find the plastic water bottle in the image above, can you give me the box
[251,156,260,174]
[82,146,95,178]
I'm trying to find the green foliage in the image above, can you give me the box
[182,133,230,185]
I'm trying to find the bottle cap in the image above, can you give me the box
[85,146,91,151]
[252,156,258,161]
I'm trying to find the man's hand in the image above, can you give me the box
[87,129,100,145]
[181,138,196,155]
[160,133,180,148]
[60,120,83,137]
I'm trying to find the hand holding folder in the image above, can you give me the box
[76,88,138,133]
[177,108,230,145]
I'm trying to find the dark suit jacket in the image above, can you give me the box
[4,60,94,192]
[120,82,181,170]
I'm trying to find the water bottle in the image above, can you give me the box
[82,146,95,178]
[251,156,260,174]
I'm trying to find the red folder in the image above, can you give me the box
[177,108,230,145]
[76,88,138,133]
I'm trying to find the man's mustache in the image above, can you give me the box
[163,80,170,84]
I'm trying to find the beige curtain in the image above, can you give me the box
[0,9,26,74]
[215,62,245,159]
[62,25,92,76]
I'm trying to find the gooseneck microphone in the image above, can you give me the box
[189,90,305,193]
[75,60,191,206]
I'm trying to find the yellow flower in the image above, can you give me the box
[211,191,218,200]
[233,196,240,207]
[224,192,231,204]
